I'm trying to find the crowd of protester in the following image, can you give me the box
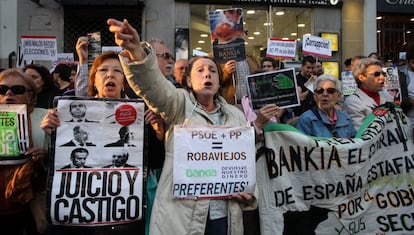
[0,17,413,235]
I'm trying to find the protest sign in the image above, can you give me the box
[302,35,332,58]
[51,53,75,71]
[383,67,402,105]
[341,71,357,96]
[173,125,255,199]
[247,68,300,110]
[0,104,30,165]
[47,97,145,226]
[257,103,414,235]
[87,32,101,66]
[21,35,57,62]
[209,8,246,63]
[266,38,296,59]
[102,46,123,53]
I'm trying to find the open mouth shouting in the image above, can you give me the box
[105,81,116,88]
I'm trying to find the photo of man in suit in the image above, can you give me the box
[60,125,96,147]
[104,126,135,147]
[61,148,92,169]
[66,100,99,123]
[103,149,135,168]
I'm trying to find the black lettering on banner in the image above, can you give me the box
[274,186,295,207]
[302,175,363,200]
[269,145,342,178]
[338,196,364,219]
[348,148,365,165]
[375,186,414,209]
[377,213,414,232]
[360,116,386,141]
[335,217,366,234]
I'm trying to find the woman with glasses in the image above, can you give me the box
[0,69,48,235]
[41,46,165,235]
[296,74,356,138]
[289,74,355,234]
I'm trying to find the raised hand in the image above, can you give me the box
[107,18,146,61]
[75,36,88,64]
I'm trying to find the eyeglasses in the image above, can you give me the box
[367,71,386,77]
[96,66,123,75]
[314,87,337,95]
[156,52,175,61]
[0,85,31,95]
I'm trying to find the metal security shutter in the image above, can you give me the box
[63,6,142,57]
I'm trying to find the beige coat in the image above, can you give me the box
[120,45,254,235]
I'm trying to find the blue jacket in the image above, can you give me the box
[296,107,356,138]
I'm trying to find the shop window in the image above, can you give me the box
[377,15,414,62]
[63,6,142,58]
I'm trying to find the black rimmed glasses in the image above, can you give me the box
[156,52,175,61]
[314,87,337,95]
[0,85,31,95]
[367,71,386,77]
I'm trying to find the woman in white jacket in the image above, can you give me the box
[108,18,258,235]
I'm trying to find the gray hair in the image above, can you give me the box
[149,37,166,46]
[352,58,383,86]
[313,74,342,93]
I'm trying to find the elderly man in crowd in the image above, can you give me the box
[343,58,393,130]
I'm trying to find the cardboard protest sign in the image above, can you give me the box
[21,35,57,62]
[47,97,145,226]
[173,125,255,199]
[209,8,246,63]
[0,104,30,165]
[256,103,414,235]
[247,68,300,110]
[266,38,296,59]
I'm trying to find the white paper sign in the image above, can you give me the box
[49,98,145,226]
[341,71,357,96]
[173,125,255,199]
[302,35,332,58]
[21,35,57,61]
[266,38,297,59]
[51,53,75,71]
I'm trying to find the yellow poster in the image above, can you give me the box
[322,61,339,78]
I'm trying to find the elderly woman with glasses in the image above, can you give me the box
[0,69,48,235]
[296,74,356,138]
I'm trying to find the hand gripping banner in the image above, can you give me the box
[256,102,414,235]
